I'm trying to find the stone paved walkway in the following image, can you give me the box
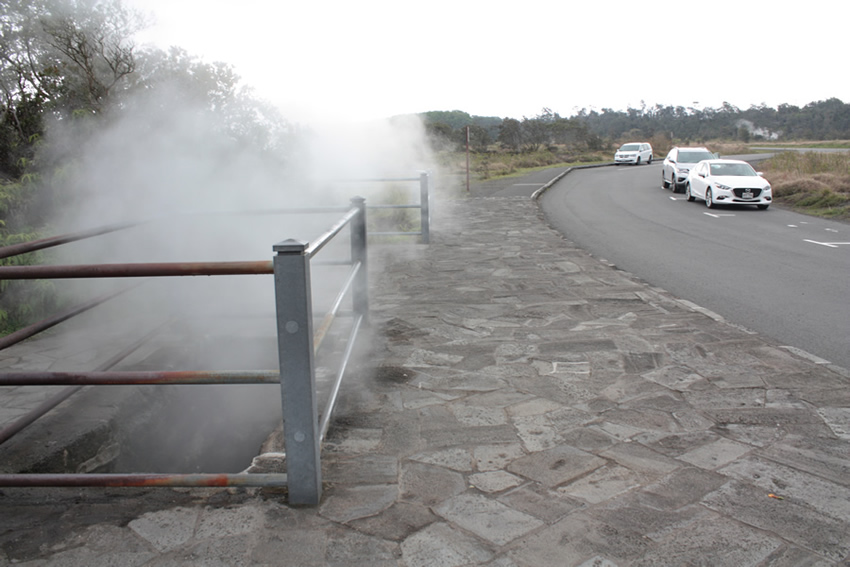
[1,178,848,566]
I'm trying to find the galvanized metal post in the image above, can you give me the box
[272,239,321,505]
[350,197,369,323]
[419,172,430,244]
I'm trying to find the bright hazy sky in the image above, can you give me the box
[127,0,847,125]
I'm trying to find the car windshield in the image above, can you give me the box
[678,151,715,163]
[620,144,640,151]
[710,163,757,176]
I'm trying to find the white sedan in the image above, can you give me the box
[685,159,772,210]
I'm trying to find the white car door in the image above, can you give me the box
[690,162,709,199]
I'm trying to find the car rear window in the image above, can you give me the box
[679,151,714,162]
[620,144,640,151]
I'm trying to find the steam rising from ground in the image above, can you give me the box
[53,85,437,326]
[46,87,440,472]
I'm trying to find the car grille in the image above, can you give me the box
[733,188,762,198]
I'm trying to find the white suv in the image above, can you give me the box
[614,142,653,165]
[662,146,717,192]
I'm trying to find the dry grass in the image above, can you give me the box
[712,142,752,156]
[759,151,850,219]
[441,146,610,181]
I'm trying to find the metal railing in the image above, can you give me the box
[336,172,431,244]
[0,196,373,505]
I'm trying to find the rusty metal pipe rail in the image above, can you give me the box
[0,221,143,260]
[0,370,280,386]
[0,260,273,279]
[0,473,287,488]
[0,319,173,446]
[330,177,421,182]
[0,205,357,261]
[198,206,350,216]
[0,284,141,351]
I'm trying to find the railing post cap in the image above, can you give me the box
[274,239,308,253]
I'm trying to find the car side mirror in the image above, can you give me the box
[699,172,706,178]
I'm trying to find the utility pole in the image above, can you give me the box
[466,125,470,193]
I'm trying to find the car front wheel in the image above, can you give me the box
[647,155,653,164]
[685,183,695,202]
[662,172,670,189]
[757,204,769,210]
[705,188,714,208]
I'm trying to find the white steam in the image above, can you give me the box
[43,85,439,471]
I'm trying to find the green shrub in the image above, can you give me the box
[0,178,63,334]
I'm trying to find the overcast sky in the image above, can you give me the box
[127,0,847,125]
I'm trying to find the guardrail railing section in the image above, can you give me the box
[335,172,430,244]
[0,196,372,505]
[272,197,369,504]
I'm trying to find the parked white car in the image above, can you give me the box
[662,147,716,192]
[614,143,653,165]
[685,159,772,210]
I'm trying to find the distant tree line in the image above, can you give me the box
[421,98,850,153]
[421,108,605,154]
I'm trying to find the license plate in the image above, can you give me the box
[742,191,753,199]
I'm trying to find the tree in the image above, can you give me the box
[0,0,145,176]
[39,0,141,112]
[420,110,473,130]
[0,0,144,115]
[424,121,456,151]
[521,116,548,152]
[466,124,491,153]
[498,118,522,152]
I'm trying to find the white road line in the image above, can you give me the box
[788,225,798,228]
[703,212,735,218]
[803,240,850,248]
[826,228,839,233]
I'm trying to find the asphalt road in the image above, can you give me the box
[537,162,850,370]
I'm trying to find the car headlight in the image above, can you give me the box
[677,167,689,174]
[715,183,732,191]
[764,185,771,192]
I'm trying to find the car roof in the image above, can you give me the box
[699,159,748,165]
[673,146,710,151]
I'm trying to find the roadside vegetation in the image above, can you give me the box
[758,151,850,219]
